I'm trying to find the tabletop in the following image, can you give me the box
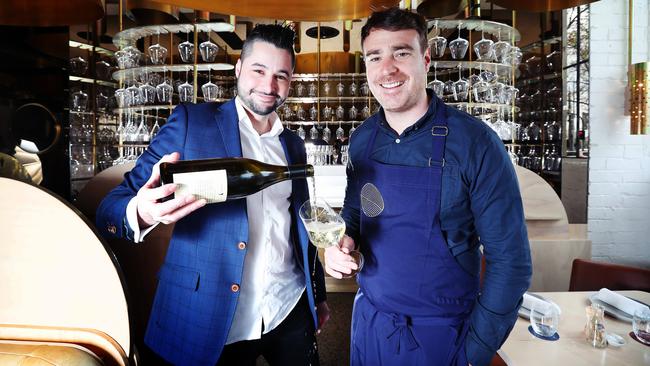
[499,291,650,366]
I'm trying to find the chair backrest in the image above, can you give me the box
[569,258,650,292]
[0,177,131,365]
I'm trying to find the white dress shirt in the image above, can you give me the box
[126,98,305,344]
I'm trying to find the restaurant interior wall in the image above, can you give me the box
[588,0,650,268]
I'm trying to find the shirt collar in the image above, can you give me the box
[376,89,438,137]
[234,96,285,138]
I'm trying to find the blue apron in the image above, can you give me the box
[351,99,479,366]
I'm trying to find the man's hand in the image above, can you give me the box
[136,152,206,227]
[324,235,359,279]
[315,301,330,335]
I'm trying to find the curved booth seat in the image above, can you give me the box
[0,177,131,366]
[514,166,591,291]
[76,163,172,364]
[0,341,102,366]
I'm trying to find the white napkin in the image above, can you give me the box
[522,292,561,315]
[596,288,649,316]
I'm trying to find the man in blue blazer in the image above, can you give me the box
[96,24,329,366]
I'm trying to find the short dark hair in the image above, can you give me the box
[361,7,428,54]
[241,24,296,69]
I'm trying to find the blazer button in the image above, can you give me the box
[231,283,240,293]
[237,241,246,250]
[107,224,117,234]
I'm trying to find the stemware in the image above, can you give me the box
[349,121,356,136]
[71,90,89,111]
[428,21,447,59]
[156,78,173,104]
[348,105,358,120]
[336,81,345,97]
[473,30,494,61]
[360,82,370,96]
[427,62,445,97]
[452,65,469,102]
[296,105,307,121]
[95,91,109,111]
[296,82,305,97]
[361,105,371,119]
[335,104,345,120]
[492,29,512,64]
[140,83,156,105]
[95,60,112,80]
[297,125,306,140]
[503,46,523,67]
[349,79,358,97]
[309,124,319,140]
[448,22,469,60]
[178,40,194,63]
[308,82,317,97]
[202,81,220,102]
[322,121,332,143]
[148,42,168,65]
[322,82,331,96]
[69,56,88,76]
[199,40,219,62]
[322,105,333,120]
[299,199,364,277]
[309,105,318,121]
[178,81,194,103]
[335,121,345,140]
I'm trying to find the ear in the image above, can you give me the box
[423,46,431,72]
[235,58,242,78]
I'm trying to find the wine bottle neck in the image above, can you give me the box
[287,164,314,179]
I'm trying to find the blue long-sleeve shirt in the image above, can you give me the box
[341,90,532,366]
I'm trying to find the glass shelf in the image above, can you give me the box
[113,22,235,47]
[427,19,521,42]
[68,40,114,56]
[292,73,367,80]
[284,120,361,125]
[286,97,375,103]
[69,75,118,88]
[446,102,520,113]
[112,63,235,82]
[112,101,230,114]
[429,61,514,74]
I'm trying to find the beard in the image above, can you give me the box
[237,83,285,116]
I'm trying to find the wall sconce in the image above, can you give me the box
[629,62,648,135]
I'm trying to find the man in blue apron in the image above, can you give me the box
[324,8,532,366]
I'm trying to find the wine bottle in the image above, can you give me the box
[159,157,314,204]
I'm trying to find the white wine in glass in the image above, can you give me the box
[299,199,363,277]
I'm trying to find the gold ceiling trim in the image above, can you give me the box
[146,0,399,21]
[0,0,105,26]
[488,0,601,12]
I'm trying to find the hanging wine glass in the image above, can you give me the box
[335,120,345,140]
[360,81,370,96]
[449,22,468,60]
[349,78,358,96]
[156,75,173,104]
[348,105,358,120]
[349,121,356,136]
[503,46,523,67]
[428,20,447,59]
[150,111,161,139]
[361,105,371,119]
[427,62,445,97]
[322,105,332,120]
[335,102,345,120]
[309,124,319,140]
[309,105,318,121]
[178,33,194,63]
[493,29,512,64]
[322,81,331,96]
[322,120,332,143]
[202,81,219,102]
[297,105,307,121]
[308,82,317,97]
[178,70,194,103]
[148,32,168,65]
[71,89,89,111]
[473,28,495,61]
[95,90,109,111]
[140,82,156,105]
[336,79,345,97]
[199,29,219,62]
[297,124,306,140]
[452,64,469,102]
[296,82,305,97]
[69,56,88,76]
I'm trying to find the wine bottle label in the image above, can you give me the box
[172,169,228,203]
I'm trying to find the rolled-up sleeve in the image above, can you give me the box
[464,130,532,366]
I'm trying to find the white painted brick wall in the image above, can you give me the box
[588,0,650,268]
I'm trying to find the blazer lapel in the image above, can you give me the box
[214,99,243,158]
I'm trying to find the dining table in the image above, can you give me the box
[498,291,650,365]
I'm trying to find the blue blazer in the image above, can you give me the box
[96,100,326,365]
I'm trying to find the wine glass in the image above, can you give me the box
[140,83,156,105]
[427,62,445,97]
[428,20,447,59]
[308,82,317,97]
[202,81,219,102]
[335,121,345,140]
[309,105,318,121]
[449,22,468,60]
[296,105,306,121]
[178,80,194,103]
[199,40,219,62]
[360,81,370,96]
[299,199,364,277]
[452,65,469,102]
[336,81,345,97]
[148,42,168,65]
[335,103,345,120]
[348,105,358,120]
[297,125,306,140]
[530,300,560,338]
[473,29,494,61]
[309,124,319,140]
[69,56,88,76]
[156,78,173,104]
[178,40,194,63]
[633,308,650,345]
[322,121,332,143]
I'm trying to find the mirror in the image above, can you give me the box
[11,103,61,154]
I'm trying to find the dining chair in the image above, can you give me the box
[569,258,650,292]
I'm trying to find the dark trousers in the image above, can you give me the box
[216,292,320,366]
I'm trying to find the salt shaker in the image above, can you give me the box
[584,304,607,348]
